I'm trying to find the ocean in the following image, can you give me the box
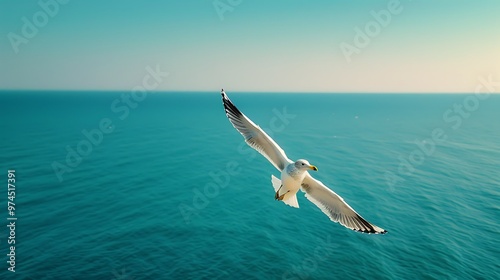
[0,91,498,279]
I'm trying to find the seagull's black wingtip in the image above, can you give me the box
[221,90,243,118]
[354,228,387,234]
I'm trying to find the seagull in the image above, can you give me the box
[221,89,387,234]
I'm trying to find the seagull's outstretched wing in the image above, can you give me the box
[221,90,292,171]
[301,173,387,234]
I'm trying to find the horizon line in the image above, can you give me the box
[0,89,498,95]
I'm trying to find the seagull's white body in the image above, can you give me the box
[221,89,387,234]
[273,163,309,208]
[281,165,303,200]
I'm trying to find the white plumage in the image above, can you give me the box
[221,89,387,234]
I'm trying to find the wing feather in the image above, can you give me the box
[301,173,387,234]
[221,90,291,171]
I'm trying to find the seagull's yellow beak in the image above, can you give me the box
[309,165,318,171]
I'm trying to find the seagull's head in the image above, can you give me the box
[295,159,318,171]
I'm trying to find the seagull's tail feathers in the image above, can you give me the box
[271,174,281,192]
[283,194,299,208]
[271,175,299,208]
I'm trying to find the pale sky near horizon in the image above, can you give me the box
[0,0,499,93]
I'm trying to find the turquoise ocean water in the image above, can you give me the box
[0,91,498,279]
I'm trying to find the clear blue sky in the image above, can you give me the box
[1,0,499,92]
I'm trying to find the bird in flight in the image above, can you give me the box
[221,89,387,234]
